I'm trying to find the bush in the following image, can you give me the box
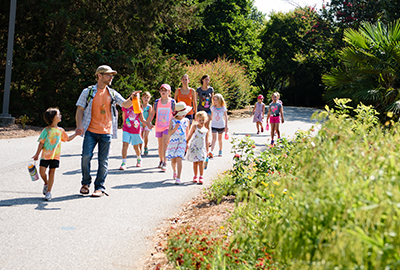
[185,57,256,110]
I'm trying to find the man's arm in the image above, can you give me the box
[75,106,85,135]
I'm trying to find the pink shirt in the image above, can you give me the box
[122,107,142,134]
[155,98,173,132]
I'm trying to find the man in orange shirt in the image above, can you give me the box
[75,65,134,197]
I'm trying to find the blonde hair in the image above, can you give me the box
[142,91,151,97]
[273,92,280,99]
[195,111,208,122]
[212,93,226,107]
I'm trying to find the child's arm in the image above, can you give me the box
[252,103,256,114]
[280,106,284,123]
[262,104,265,118]
[186,124,196,143]
[168,120,180,136]
[266,107,271,124]
[67,132,77,142]
[147,103,156,125]
[32,142,44,161]
[139,113,150,128]
[224,110,229,133]
[205,130,210,153]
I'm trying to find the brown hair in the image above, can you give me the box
[43,108,59,125]
[200,75,209,85]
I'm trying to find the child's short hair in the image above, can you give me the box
[273,92,280,98]
[212,93,226,107]
[195,111,208,122]
[43,108,59,125]
[142,91,151,98]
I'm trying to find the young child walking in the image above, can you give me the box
[209,94,228,158]
[165,102,192,184]
[186,111,209,184]
[119,94,151,170]
[140,91,153,156]
[32,108,77,201]
[148,84,176,171]
[252,94,265,134]
[266,92,284,145]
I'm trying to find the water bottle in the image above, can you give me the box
[224,132,229,140]
[204,157,209,170]
[28,163,39,181]
[266,123,269,131]
[132,93,142,114]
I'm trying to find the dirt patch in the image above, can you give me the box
[140,194,236,269]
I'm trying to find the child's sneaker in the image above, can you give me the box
[261,127,264,132]
[43,184,48,195]
[157,161,163,168]
[175,178,181,185]
[218,150,223,157]
[144,147,149,156]
[193,176,198,183]
[208,152,214,159]
[198,176,204,185]
[44,191,52,201]
[161,162,167,171]
[173,172,177,180]
[119,162,127,170]
[136,158,142,167]
[271,140,274,145]
[257,131,260,134]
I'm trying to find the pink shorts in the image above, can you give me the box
[270,116,280,124]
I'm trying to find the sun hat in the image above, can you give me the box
[95,65,117,75]
[173,101,192,116]
[160,83,171,91]
[257,94,264,99]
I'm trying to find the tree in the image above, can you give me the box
[162,0,264,77]
[322,20,400,120]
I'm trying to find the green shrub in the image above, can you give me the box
[186,57,256,110]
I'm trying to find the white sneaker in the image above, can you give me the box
[175,178,181,185]
[119,162,127,170]
[161,162,167,171]
[43,185,48,195]
[44,191,52,201]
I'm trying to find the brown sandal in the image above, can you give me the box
[80,185,90,195]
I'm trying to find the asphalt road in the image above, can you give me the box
[0,106,319,269]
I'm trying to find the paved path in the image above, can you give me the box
[0,107,319,269]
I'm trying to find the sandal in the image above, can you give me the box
[80,185,89,195]
[92,190,108,197]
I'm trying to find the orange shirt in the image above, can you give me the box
[88,89,112,134]
[176,88,194,115]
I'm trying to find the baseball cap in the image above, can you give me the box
[160,84,171,91]
[95,65,117,75]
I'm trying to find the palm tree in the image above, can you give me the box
[322,20,400,120]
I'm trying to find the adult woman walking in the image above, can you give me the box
[174,74,197,124]
[196,74,214,129]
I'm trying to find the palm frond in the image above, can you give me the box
[385,100,400,114]
[343,28,368,49]
[353,89,383,102]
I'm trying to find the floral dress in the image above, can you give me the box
[253,102,264,123]
[186,126,208,162]
[166,118,189,159]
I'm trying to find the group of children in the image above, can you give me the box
[252,92,284,145]
[32,74,229,200]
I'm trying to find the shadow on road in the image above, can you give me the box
[0,194,85,209]
[112,179,197,190]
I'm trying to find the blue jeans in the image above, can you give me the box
[81,130,112,192]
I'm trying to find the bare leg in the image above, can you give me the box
[133,144,141,157]
[47,168,56,192]
[218,133,223,152]
[39,166,48,185]
[193,162,198,177]
[121,142,129,159]
[210,132,217,152]
[198,161,204,176]
[157,137,164,162]
[143,130,150,149]
[176,158,182,179]
[276,123,281,138]
[171,158,177,173]
[270,123,276,142]
[161,134,169,162]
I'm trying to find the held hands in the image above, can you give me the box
[76,126,84,136]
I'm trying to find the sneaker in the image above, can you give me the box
[144,147,149,156]
[44,191,52,201]
[271,140,274,145]
[161,162,167,171]
[173,172,177,180]
[193,176,198,183]
[198,176,204,185]
[208,152,214,159]
[257,131,260,134]
[261,127,264,132]
[175,178,181,185]
[157,161,163,168]
[136,158,142,167]
[43,184,48,195]
[119,162,127,170]
[218,150,223,157]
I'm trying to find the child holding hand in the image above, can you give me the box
[165,102,192,184]
[32,108,77,201]
[186,111,209,184]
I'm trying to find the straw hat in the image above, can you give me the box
[173,101,192,116]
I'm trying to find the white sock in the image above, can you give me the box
[122,159,127,163]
